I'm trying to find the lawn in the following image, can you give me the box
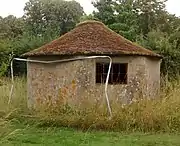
[1,122,180,146]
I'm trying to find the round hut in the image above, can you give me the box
[22,21,162,107]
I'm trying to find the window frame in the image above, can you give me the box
[95,62,128,85]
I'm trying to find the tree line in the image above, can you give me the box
[0,0,180,79]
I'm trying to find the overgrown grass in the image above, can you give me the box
[1,77,180,134]
[0,77,27,113]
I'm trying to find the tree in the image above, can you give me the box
[134,0,168,35]
[0,15,24,39]
[109,0,139,41]
[93,0,116,25]
[0,0,84,76]
[93,0,169,38]
[24,0,84,36]
[0,15,25,76]
[80,14,98,22]
[93,0,139,41]
[167,15,180,48]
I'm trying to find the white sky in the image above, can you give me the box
[0,0,179,18]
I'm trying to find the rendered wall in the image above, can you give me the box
[27,55,161,107]
[144,57,161,98]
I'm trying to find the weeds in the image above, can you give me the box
[1,77,180,133]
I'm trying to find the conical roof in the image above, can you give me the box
[22,21,161,58]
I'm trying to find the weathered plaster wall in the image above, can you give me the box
[27,56,95,107]
[27,55,161,107]
[95,56,147,104]
[145,57,161,98]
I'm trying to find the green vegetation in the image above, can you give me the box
[0,0,180,78]
[0,79,180,126]
[1,0,180,145]
[0,78,180,145]
[1,122,180,146]
[0,0,84,76]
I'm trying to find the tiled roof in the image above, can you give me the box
[22,21,161,58]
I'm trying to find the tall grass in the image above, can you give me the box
[0,77,27,112]
[0,77,27,139]
[1,77,180,133]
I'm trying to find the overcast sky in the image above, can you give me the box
[0,0,179,18]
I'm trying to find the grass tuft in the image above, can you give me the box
[1,77,180,133]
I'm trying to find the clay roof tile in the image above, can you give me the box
[22,20,161,58]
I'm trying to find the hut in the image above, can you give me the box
[22,21,162,107]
